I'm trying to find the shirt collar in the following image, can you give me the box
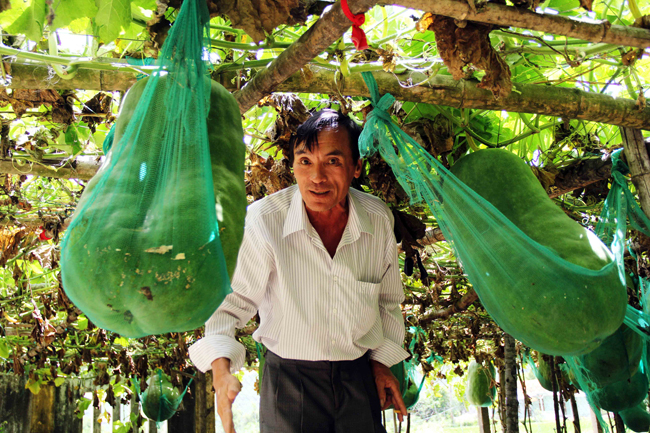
[282,186,374,239]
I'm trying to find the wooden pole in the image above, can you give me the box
[93,404,101,433]
[478,406,491,433]
[194,372,216,433]
[168,378,196,432]
[504,334,519,433]
[620,127,650,217]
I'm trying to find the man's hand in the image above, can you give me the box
[211,358,242,433]
[370,360,408,423]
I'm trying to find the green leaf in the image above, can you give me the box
[64,125,82,155]
[114,336,129,347]
[74,315,88,330]
[51,0,99,30]
[6,0,48,42]
[77,396,92,418]
[0,0,30,28]
[54,377,65,387]
[94,0,132,43]
[0,337,10,359]
[25,377,41,395]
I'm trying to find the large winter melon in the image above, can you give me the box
[448,149,626,356]
[592,367,648,412]
[466,360,496,407]
[577,324,642,387]
[620,404,650,432]
[61,77,246,337]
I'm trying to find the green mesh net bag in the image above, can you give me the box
[134,369,191,423]
[388,326,426,411]
[465,360,496,407]
[358,72,626,357]
[60,0,245,338]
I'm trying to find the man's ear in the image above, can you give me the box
[354,159,363,178]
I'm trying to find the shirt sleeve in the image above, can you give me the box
[188,218,273,374]
[369,213,410,367]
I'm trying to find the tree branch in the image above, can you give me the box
[392,0,650,49]
[0,157,101,181]
[270,68,650,130]
[5,63,650,130]
[420,288,478,322]
[232,0,378,113]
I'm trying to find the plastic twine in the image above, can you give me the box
[341,0,369,50]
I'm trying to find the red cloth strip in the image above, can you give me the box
[341,0,369,50]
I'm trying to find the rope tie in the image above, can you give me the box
[341,0,369,50]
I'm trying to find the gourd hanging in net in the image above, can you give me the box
[60,0,246,338]
[134,369,192,424]
[465,360,497,407]
[358,72,626,358]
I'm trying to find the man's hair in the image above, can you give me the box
[288,109,362,165]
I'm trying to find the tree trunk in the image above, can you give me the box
[498,365,506,433]
[503,334,519,433]
[621,127,650,217]
[393,0,650,49]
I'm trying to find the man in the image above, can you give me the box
[189,109,409,433]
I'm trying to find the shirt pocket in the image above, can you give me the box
[348,280,382,339]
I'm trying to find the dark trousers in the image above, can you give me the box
[260,350,387,433]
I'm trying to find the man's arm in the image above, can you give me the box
[188,220,274,373]
[369,218,410,367]
[189,219,274,433]
[368,213,410,422]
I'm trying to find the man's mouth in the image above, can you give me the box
[310,190,330,196]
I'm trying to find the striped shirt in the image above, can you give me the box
[188,185,409,373]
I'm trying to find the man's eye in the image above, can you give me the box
[300,159,310,165]
[329,159,339,165]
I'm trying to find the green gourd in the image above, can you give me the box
[448,149,626,356]
[577,324,642,387]
[62,77,246,337]
[620,404,650,432]
[466,360,496,407]
[592,368,648,412]
[534,353,554,392]
[142,370,181,422]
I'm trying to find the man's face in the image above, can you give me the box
[293,127,362,213]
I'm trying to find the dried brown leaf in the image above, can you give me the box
[579,0,593,11]
[416,13,435,33]
[633,15,650,29]
[428,16,512,99]
[637,92,647,111]
[212,0,302,42]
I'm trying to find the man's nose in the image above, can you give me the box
[311,164,326,183]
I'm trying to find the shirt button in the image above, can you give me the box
[333,276,338,283]
[331,339,336,345]
[333,308,338,314]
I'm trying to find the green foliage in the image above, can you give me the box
[94,0,132,42]
[6,0,47,42]
[51,0,99,30]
